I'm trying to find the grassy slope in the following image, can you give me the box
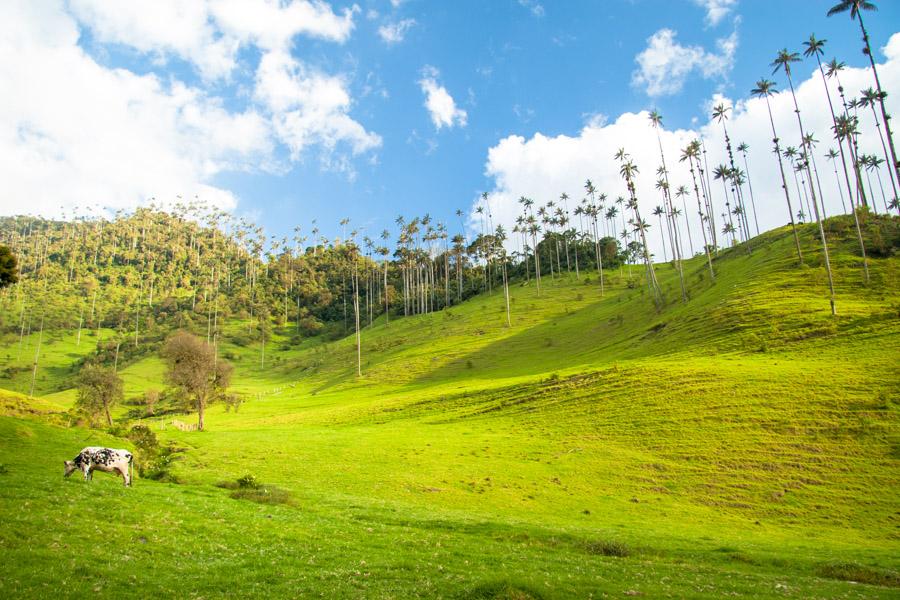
[1,220,899,598]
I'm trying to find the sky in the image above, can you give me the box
[1,0,899,258]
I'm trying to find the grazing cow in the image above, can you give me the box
[64,447,133,487]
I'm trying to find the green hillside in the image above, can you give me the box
[1,216,899,598]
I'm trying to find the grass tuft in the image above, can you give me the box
[461,580,546,599]
[817,562,900,588]
[581,539,631,557]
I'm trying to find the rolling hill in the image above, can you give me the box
[0,215,898,598]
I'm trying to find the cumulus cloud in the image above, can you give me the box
[478,33,900,260]
[0,0,377,219]
[418,66,468,130]
[632,27,738,97]
[0,0,272,217]
[255,49,381,159]
[693,0,738,27]
[378,18,416,44]
[69,0,359,80]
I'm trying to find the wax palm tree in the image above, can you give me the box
[712,165,737,244]
[652,205,668,261]
[825,149,848,213]
[736,143,760,236]
[828,1,899,187]
[559,193,572,273]
[804,35,858,219]
[826,59,870,209]
[773,49,837,314]
[680,141,715,279]
[803,132,831,221]
[649,110,686,300]
[674,185,694,255]
[859,87,899,207]
[584,179,604,294]
[616,149,662,306]
[754,79,803,261]
[712,104,752,248]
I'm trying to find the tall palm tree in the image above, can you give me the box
[649,110,686,300]
[616,149,662,306]
[736,143,761,236]
[680,141,715,279]
[712,164,738,244]
[826,59,869,209]
[825,148,848,213]
[652,205,668,261]
[859,87,899,207]
[712,104,752,248]
[559,193,572,274]
[804,35,858,218]
[584,179,604,295]
[674,185,695,255]
[828,1,899,187]
[752,79,803,262]
[773,48,837,315]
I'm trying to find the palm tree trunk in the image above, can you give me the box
[740,153,761,236]
[786,71,837,315]
[764,95,803,263]
[688,158,715,280]
[858,12,900,189]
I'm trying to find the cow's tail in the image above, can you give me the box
[129,453,134,487]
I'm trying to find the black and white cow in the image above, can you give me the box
[64,447,133,487]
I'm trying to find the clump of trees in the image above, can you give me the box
[161,331,232,431]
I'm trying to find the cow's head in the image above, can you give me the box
[63,460,76,478]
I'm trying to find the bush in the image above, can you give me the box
[237,473,259,489]
[817,562,899,587]
[582,539,630,557]
[216,474,293,506]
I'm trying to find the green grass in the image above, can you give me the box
[0,219,899,598]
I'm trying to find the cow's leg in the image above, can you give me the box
[119,466,130,487]
[82,464,91,482]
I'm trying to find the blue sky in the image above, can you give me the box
[2,0,899,251]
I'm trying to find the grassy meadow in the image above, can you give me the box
[1,219,899,598]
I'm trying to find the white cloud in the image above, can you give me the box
[0,0,378,219]
[378,18,416,44]
[632,28,738,97]
[69,0,359,80]
[0,0,272,218]
[255,49,381,161]
[518,0,545,18]
[479,33,900,260]
[418,66,468,131]
[693,0,738,27]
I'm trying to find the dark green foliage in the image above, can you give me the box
[582,539,631,557]
[0,245,17,288]
[817,562,900,587]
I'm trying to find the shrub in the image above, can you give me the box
[817,562,899,587]
[582,539,630,557]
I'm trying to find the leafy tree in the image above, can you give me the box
[76,364,123,427]
[161,331,232,431]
